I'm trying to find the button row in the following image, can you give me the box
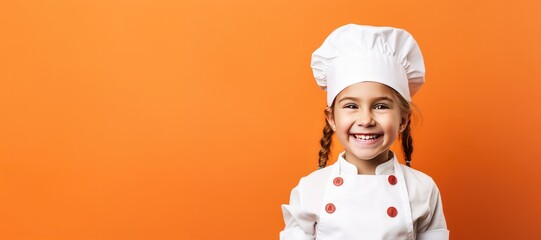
[332,175,398,186]
[325,203,398,217]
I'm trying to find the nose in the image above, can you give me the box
[356,109,375,127]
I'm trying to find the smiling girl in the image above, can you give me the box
[280,24,449,240]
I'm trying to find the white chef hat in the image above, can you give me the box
[311,24,425,106]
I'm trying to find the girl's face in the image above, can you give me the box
[326,82,407,166]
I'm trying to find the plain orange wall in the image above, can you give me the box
[1,0,541,239]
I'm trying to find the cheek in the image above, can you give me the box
[334,114,354,131]
[377,115,402,132]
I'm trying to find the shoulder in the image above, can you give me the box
[298,164,334,190]
[400,164,438,187]
[292,164,335,207]
[399,164,440,198]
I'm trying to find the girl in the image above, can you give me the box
[280,24,449,240]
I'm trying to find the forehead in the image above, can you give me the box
[336,81,396,100]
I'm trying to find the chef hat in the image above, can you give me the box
[311,24,425,106]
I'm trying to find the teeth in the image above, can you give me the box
[355,134,378,140]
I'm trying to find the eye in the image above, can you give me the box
[343,103,358,109]
[374,104,390,110]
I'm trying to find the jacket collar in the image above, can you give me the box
[337,151,396,175]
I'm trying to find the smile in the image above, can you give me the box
[352,134,382,141]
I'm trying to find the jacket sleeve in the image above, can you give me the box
[279,179,316,240]
[416,182,449,240]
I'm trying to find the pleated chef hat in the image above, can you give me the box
[311,24,425,106]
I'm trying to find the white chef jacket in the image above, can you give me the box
[280,152,449,240]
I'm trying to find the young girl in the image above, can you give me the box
[280,24,449,240]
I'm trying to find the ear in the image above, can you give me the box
[325,107,336,131]
[399,115,410,132]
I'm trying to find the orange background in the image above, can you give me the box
[1,0,541,239]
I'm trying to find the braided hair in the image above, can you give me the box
[400,117,413,167]
[318,118,334,169]
[395,91,414,167]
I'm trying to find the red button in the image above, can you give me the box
[387,206,398,217]
[325,203,336,214]
[333,177,344,186]
[388,175,397,185]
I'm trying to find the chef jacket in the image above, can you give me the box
[280,152,449,240]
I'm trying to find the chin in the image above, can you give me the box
[347,150,385,161]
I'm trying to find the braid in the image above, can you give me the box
[318,120,334,169]
[401,120,413,167]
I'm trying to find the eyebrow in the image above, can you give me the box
[338,96,395,103]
